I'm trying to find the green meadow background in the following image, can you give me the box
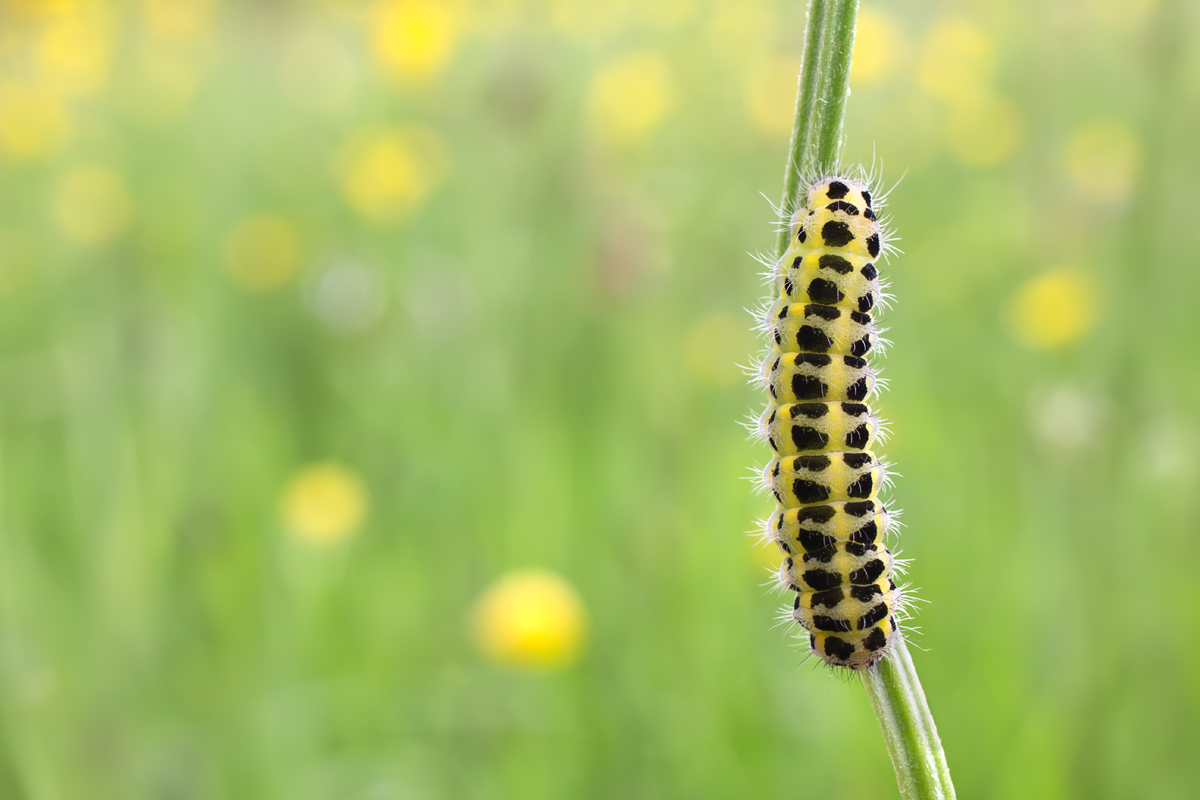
[2,0,1199,797]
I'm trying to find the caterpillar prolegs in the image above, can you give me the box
[755,176,903,670]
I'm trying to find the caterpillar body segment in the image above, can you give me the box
[777,250,881,313]
[810,615,899,669]
[767,500,891,554]
[756,175,903,670]
[767,300,879,358]
[760,400,881,456]
[793,575,898,631]
[765,452,884,506]
[761,349,877,404]
[781,543,895,592]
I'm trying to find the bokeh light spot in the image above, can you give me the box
[339,126,450,222]
[53,165,134,245]
[852,9,902,86]
[917,19,994,102]
[371,0,460,82]
[307,260,387,335]
[222,214,302,292]
[1008,267,1099,350]
[745,58,798,137]
[280,463,368,545]
[946,94,1022,167]
[35,16,111,96]
[587,52,674,146]
[141,0,218,41]
[473,570,588,670]
[1066,118,1142,203]
[0,84,70,159]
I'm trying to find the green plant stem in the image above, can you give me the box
[775,0,860,258]
[864,640,957,799]
[776,3,956,798]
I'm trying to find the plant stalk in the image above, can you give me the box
[775,0,860,258]
[776,3,956,798]
[864,640,957,799]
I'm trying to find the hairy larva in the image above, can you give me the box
[754,175,903,670]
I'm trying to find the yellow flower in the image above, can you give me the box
[53,165,134,244]
[587,52,673,146]
[945,94,1022,167]
[141,0,219,41]
[0,83,70,159]
[339,126,449,222]
[1066,118,1141,203]
[473,570,587,670]
[35,16,111,96]
[6,0,81,19]
[1008,267,1099,350]
[707,3,772,61]
[280,463,368,545]
[851,8,902,86]
[745,57,798,138]
[222,214,302,291]
[916,19,994,103]
[371,0,460,82]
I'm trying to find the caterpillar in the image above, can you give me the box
[754,175,903,670]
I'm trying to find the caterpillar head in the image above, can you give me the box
[804,177,873,214]
[793,176,883,261]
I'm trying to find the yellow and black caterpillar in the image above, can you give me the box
[755,176,902,670]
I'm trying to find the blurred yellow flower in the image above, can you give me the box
[222,214,302,291]
[1008,267,1099,350]
[371,0,460,82]
[1066,118,1142,203]
[6,0,80,18]
[141,0,219,40]
[281,32,359,114]
[0,84,70,159]
[745,58,797,137]
[917,19,993,103]
[280,463,368,545]
[587,52,674,146]
[35,17,110,96]
[548,0,626,40]
[852,8,902,86]
[339,126,450,222]
[53,165,134,244]
[473,570,587,670]
[945,94,1022,167]
[707,3,772,61]
[684,312,752,387]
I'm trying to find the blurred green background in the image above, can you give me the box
[1,0,1199,797]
